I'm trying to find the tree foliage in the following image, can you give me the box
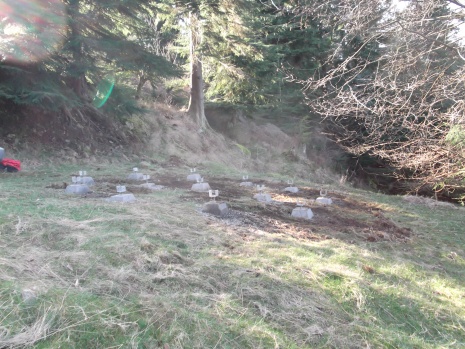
[300,0,465,200]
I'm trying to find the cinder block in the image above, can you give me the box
[316,197,333,205]
[127,173,145,181]
[253,193,272,203]
[284,186,299,193]
[187,173,202,181]
[291,207,314,220]
[203,201,229,217]
[65,184,90,195]
[106,193,136,203]
[191,182,211,192]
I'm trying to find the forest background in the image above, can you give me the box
[1,0,465,203]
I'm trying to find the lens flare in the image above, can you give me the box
[93,75,116,108]
[0,0,67,63]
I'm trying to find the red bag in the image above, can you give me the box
[1,158,21,172]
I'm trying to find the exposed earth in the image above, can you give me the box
[46,169,412,246]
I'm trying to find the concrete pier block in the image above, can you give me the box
[187,173,202,181]
[284,186,299,193]
[140,183,164,191]
[81,176,95,186]
[253,193,272,203]
[128,173,145,181]
[191,182,211,192]
[106,193,136,203]
[202,201,229,217]
[65,184,90,195]
[291,207,314,220]
[316,197,333,205]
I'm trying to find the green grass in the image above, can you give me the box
[1,161,465,348]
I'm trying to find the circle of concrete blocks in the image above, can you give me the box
[202,201,229,217]
[127,172,145,181]
[106,193,136,203]
[291,207,314,220]
[240,181,254,187]
[284,186,299,193]
[139,183,164,191]
[191,182,211,192]
[65,184,90,195]
[187,173,202,181]
[316,197,333,205]
[254,193,273,203]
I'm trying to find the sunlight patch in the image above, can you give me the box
[0,0,67,63]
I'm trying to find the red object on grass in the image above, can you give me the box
[1,158,21,171]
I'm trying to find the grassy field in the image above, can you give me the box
[0,159,464,348]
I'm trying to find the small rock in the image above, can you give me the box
[21,288,37,303]
[139,161,151,169]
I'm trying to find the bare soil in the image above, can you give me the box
[48,173,412,245]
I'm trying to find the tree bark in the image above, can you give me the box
[135,73,148,100]
[67,0,89,101]
[187,11,209,129]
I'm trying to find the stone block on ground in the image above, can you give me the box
[106,193,136,203]
[291,207,314,220]
[203,201,229,217]
[127,173,145,181]
[65,184,90,195]
[140,183,164,191]
[240,181,254,187]
[316,197,333,205]
[191,182,211,192]
[284,186,299,193]
[187,173,202,181]
[81,176,95,186]
[253,193,272,203]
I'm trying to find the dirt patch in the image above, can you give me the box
[46,173,412,244]
[163,176,412,244]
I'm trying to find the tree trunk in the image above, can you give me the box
[67,0,89,101]
[187,12,209,130]
[135,73,148,100]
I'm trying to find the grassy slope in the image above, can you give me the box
[0,160,464,349]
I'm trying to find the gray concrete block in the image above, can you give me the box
[291,207,314,220]
[81,176,95,186]
[191,182,211,192]
[240,181,254,187]
[187,173,202,181]
[253,193,273,203]
[140,183,164,191]
[127,173,145,181]
[316,197,333,205]
[65,184,90,195]
[106,193,136,203]
[284,186,299,193]
[203,201,229,217]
